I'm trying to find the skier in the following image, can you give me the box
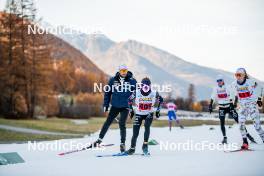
[209,75,256,144]
[89,64,137,152]
[230,68,264,150]
[166,102,184,131]
[125,77,163,155]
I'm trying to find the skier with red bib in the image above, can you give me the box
[231,68,264,150]
[125,77,163,155]
[209,75,256,144]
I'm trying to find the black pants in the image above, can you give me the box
[219,107,238,137]
[99,107,129,144]
[131,113,153,148]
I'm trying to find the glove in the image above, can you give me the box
[103,106,109,112]
[155,110,160,118]
[257,98,263,107]
[233,102,237,109]
[229,103,235,110]
[208,104,213,114]
[129,109,134,119]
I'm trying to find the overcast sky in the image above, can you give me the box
[1,0,264,81]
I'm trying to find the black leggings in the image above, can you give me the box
[219,107,238,137]
[99,106,129,143]
[131,113,153,148]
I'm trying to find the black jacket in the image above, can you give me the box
[103,71,137,108]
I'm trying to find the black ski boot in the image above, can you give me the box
[180,125,184,129]
[241,143,249,150]
[142,143,149,155]
[120,143,126,153]
[125,148,135,155]
[246,133,257,144]
[221,137,227,144]
[241,138,249,150]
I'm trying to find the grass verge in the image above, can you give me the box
[0,129,78,143]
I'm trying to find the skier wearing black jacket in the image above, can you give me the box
[90,64,137,152]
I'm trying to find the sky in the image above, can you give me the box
[1,0,264,81]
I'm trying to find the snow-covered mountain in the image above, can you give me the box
[53,26,262,100]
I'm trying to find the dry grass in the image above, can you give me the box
[0,129,77,143]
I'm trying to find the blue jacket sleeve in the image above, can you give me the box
[103,77,113,107]
[131,78,137,92]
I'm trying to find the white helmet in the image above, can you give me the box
[235,67,248,82]
[216,74,224,82]
[235,68,247,75]
[118,64,128,71]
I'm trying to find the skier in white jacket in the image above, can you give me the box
[231,68,264,150]
[210,75,256,144]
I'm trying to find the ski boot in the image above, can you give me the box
[259,133,264,143]
[180,125,184,129]
[241,143,249,150]
[125,148,135,155]
[142,143,150,156]
[120,143,126,153]
[221,137,227,144]
[246,133,257,144]
[241,138,249,150]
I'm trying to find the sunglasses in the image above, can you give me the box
[235,73,243,78]
[119,69,128,74]
[217,79,223,83]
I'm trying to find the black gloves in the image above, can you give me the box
[156,110,160,118]
[209,99,213,114]
[129,109,134,119]
[257,98,263,107]
[103,106,109,112]
[209,104,213,114]
[229,103,235,110]
[234,96,238,109]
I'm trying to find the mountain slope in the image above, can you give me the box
[46,33,105,74]
[55,27,262,100]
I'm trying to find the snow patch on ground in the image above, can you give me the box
[0,125,263,176]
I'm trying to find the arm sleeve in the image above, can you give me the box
[227,85,234,102]
[251,80,262,99]
[229,82,237,99]
[131,78,137,92]
[103,78,113,107]
[210,87,216,102]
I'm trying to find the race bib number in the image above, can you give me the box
[238,92,251,99]
[218,93,227,98]
[139,103,152,111]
